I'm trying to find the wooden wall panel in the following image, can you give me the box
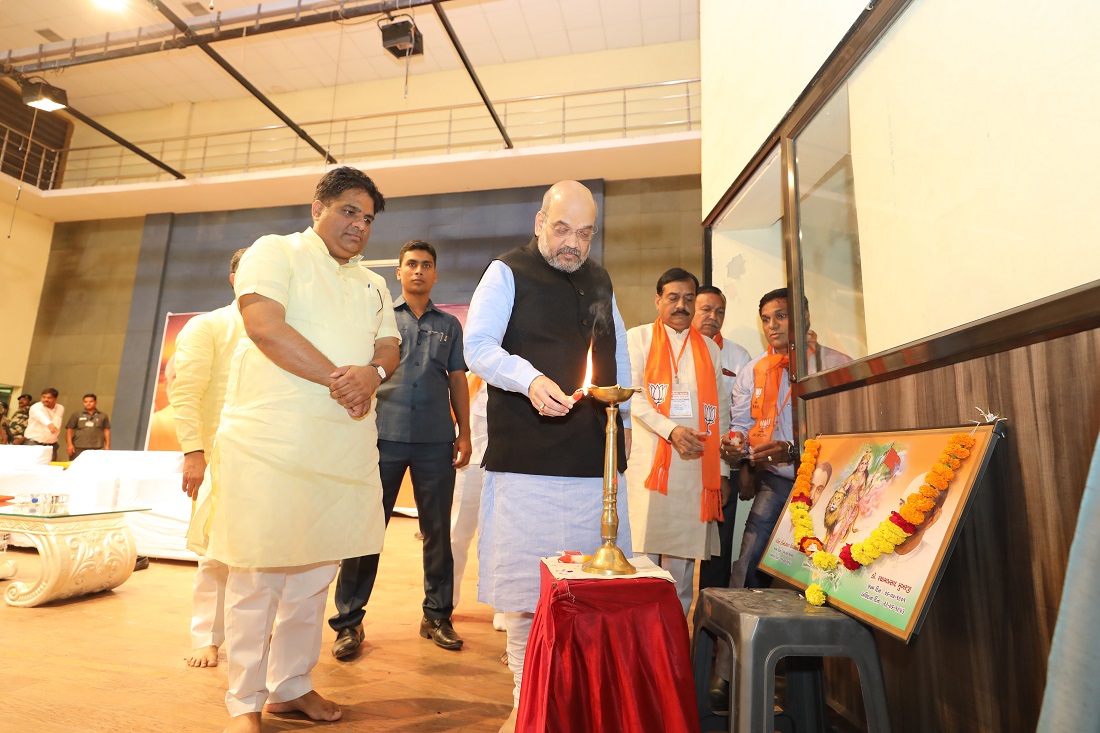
[807,328,1100,733]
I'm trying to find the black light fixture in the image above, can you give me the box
[379,15,423,58]
[22,81,68,112]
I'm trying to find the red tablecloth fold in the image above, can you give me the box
[516,562,701,733]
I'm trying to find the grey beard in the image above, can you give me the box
[538,236,585,273]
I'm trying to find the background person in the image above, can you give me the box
[626,268,728,615]
[24,388,64,461]
[692,285,751,590]
[7,394,32,445]
[171,248,248,668]
[329,239,471,659]
[65,393,110,460]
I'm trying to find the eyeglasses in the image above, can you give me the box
[544,222,598,243]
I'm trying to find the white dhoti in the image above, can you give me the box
[223,561,339,716]
[477,471,631,613]
[190,556,229,648]
[450,412,488,607]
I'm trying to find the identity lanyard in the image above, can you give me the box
[663,331,690,383]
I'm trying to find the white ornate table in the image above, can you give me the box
[0,506,149,607]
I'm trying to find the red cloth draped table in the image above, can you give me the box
[516,559,701,733]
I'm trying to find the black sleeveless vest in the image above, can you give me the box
[484,239,626,477]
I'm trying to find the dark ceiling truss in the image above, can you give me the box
[2,0,515,177]
[6,0,448,74]
[64,106,186,179]
[152,0,336,164]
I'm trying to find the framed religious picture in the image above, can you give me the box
[144,312,203,451]
[759,424,1004,642]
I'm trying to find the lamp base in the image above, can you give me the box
[581,541,637,576]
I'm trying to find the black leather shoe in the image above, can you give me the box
[134,556,150,571]
[332,625,364,660]
[709,673,730,714]
[420,617,463,650]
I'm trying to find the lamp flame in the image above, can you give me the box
[582,343,594,396]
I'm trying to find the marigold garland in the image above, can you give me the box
[788,432,977,606]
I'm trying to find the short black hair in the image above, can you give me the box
[399,240,437,266]
[697,285,725,301]
[656,268,699,296]
[230,248,248,274]
[84,393,97,400]
[19,393,32,401]
[42,388,59,398]
[314,167,385,215]
[758,287,810,315]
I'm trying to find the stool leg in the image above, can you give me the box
[853,654,892,733]
[692,624,717,719]
[783,656,826,733]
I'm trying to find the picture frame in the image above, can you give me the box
[759,424,1004,642]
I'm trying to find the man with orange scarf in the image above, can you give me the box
[625,268,729,615]
[709,287,849,714]
[722,287,849,589]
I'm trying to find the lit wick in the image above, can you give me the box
[581,344,594,397]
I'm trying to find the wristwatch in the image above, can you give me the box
[369,362,387,381]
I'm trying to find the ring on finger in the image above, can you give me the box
[767,455,773,462]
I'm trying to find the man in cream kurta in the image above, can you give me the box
[192,167,400,733]
[171,248,247,669]
[626,269,729,615]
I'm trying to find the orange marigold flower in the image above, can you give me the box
[926,473,948,491]
[948,445,971,459]
[804,439,822,452]
[950,434,977,449]
[793,479,812,494]
[919,484,940,499]
[796,465,815,479]
[939,454,962,469]
[906,494,935,512]
[899,505,927,526]
[929,463,955,481]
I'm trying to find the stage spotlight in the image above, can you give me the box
[22,81,68,112]
[379,16,424,58]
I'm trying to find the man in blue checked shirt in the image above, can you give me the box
[329,239,472,659]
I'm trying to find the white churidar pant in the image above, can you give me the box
[190,556,229,648]
[503,612,535,707]
[223,561,338,716]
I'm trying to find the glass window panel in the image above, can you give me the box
[794,84,863,376]
[709,147,785,359]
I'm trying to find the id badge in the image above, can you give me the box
[669,390,693,419]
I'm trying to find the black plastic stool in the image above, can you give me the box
[692,588,891,733]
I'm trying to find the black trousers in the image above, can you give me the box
[697,471,739,591]
[330,440,456,631]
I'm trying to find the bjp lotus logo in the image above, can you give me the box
[648,382,668,406]
[703,403,716,430]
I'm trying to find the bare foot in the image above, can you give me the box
[185,645,219,667]
[222,712,261,733]
[497,707,518,733]
[264,690,341,721]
